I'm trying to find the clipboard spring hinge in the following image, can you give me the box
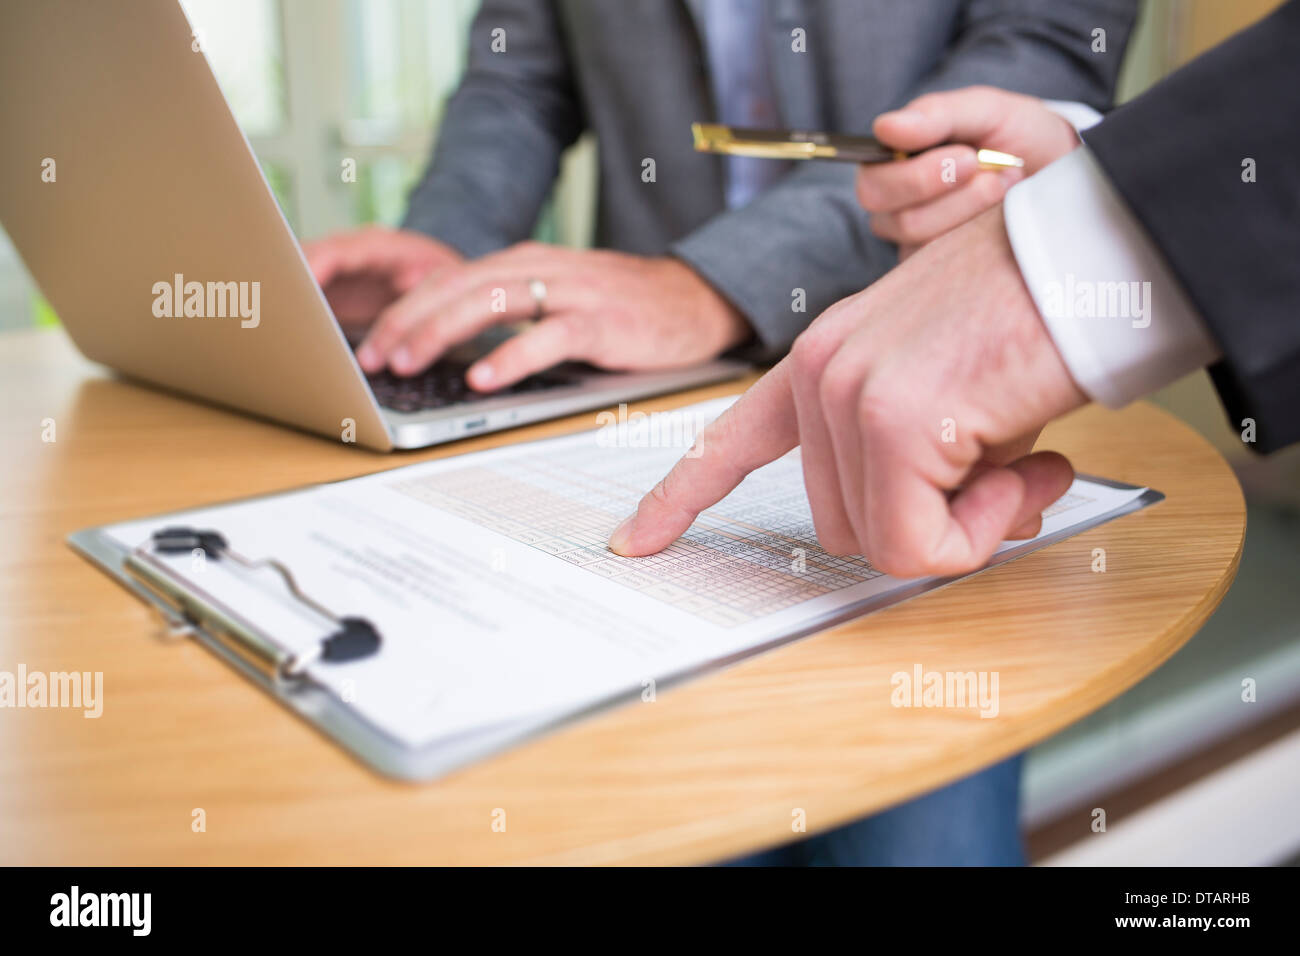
[125,526,382,683]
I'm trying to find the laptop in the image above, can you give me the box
[0,0,748,451]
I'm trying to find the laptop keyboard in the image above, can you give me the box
[366,362,580,413]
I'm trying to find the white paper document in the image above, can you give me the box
[103,398,1152,753]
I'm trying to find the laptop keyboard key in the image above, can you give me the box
[366,362,579,413]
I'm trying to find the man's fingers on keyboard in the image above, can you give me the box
[389,279,550,377]
[469,315,578,391]
[358,269,486,373]
[357,296,427,373]
[608,362,799,557]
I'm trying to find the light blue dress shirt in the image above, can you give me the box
[701,0,787,209]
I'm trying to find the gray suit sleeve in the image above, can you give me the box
[909,0,1138,107]
[671,0,1138,356]
[401,0,583,258]
[670,162,888,357]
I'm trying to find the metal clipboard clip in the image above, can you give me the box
[123,526,382,687]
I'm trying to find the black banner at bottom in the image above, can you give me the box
[0,865,1284,942]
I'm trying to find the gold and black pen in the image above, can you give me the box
[691,122,1024,170]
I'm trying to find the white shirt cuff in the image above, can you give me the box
[1003,145,1221,407]
[1041,99,1103,134]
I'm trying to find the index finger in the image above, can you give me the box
[872,87,1014,153]
[607,361,799,557]
[873,87,1034,154]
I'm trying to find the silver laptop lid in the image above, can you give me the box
[0,0,393,450]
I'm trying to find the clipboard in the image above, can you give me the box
[69,514,573,780]
[67,470,1162,783]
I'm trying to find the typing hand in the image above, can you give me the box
[859,86,1082,257]
[302,226,463,331]
[351,243,752,390]
[608,207,1087,578]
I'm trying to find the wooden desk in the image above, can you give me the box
[0,328,1245,865]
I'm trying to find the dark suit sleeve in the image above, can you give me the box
[1083,0,1300,453]
[401,0,583,258]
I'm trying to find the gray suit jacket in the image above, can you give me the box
[403,0,1136,354]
